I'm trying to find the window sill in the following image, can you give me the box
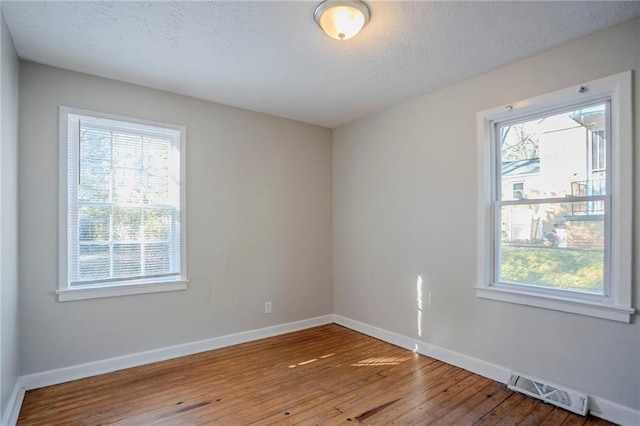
[57,279,188,302]
[475,286,634,323]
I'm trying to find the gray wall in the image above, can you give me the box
[19,62,333,374]
[13,11,640,415]
[333,18,640,408]
[1,10,20,418]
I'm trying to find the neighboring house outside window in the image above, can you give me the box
[590,129,606,172]
[58,107,188,301]
[501,160,539,242]
[476,72,633,322]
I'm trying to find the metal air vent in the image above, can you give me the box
[508,372,588,416]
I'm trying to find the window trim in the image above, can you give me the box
[476,71,633,323]
[58,106,188,301]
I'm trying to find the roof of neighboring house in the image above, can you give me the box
[570,104,606,130]
[502,158,540,176]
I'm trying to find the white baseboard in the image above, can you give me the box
[20,314,333,391]
[333,314,640,426]
[333,315,510,383]
[2,379,25,426]
[589,396,640,426]
[10,314,639,426]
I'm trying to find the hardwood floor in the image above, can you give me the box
[18,324,615,425]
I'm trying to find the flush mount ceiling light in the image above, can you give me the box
[314,0,370,41]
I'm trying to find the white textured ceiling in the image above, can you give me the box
[2,1,640,128]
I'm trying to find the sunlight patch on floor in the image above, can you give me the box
[351,356,409,367]
[288,353,336,368]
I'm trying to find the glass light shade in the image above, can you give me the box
[314,1,370,41]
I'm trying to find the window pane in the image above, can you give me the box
[79,206,110,242]
[79,128,112,202]
[79,165,111,202]
[499,103,607,200]
[143,208,170,241]
[142,174,169,205]
[78,244,110,281]
[113,207,141,241]
[79,128,111,167]
[112,132,142,169]
[144,243,171,275]
[143,137,170,174]
[498,202,604,294]
[113,168,141,204]
[113,243,142,277]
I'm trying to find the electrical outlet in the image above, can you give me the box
[264,301,272,314]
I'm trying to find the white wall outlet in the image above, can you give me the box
[264,301,272,314]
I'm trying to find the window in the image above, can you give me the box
[512,182,524,200]
[476,72,633,322]
[58,107,187,301]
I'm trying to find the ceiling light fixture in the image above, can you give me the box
[314,0,370,41]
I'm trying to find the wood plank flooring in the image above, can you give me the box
[18,324,616,425]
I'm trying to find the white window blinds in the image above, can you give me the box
[65,112,183,287]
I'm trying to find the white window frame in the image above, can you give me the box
[58,106,188,301]
[476,72,633,323]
